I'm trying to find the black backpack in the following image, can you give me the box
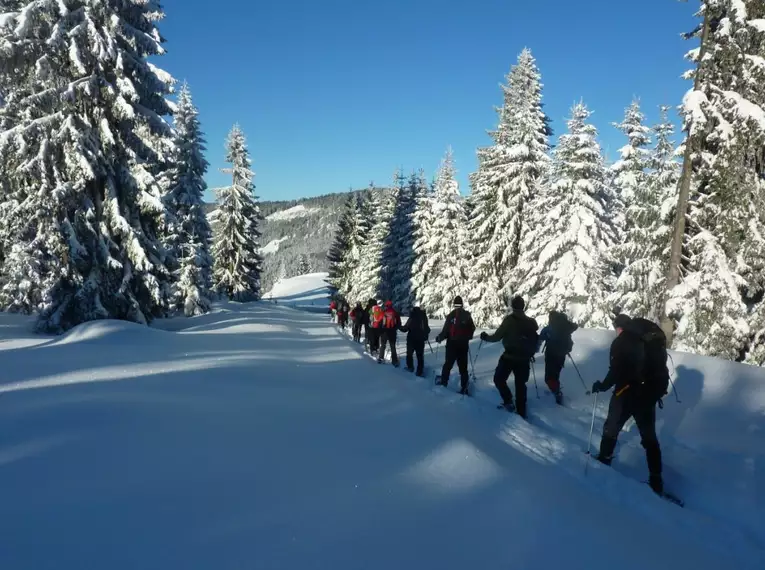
[630,318,670,405]
[545,311,576,355]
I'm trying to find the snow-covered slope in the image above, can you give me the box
[265,204,319,221]
[263,271,330,311]
[0,298,762,568]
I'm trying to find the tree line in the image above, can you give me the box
[328,1,765,364]
[0,2,264,332]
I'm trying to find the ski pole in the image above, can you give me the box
[531,360,539,399]
[427,340,434,355]
[667,354,681,403]
[567,353,588,392]
[584,392,598,476]
[468,346,478,383]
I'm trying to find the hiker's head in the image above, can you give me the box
[452,296,463,308]
[613,314,631,335]
[511,296,525,311]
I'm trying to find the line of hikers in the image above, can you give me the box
[329,294,670,498]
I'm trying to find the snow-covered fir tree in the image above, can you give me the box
[467,49,552,325]
[611,106,680,321]
[0,0,176,331]
[411,147,469,318]
[327,195,358,293]
[164,83,213,316]
[351,189,392,303]
[516,102,618,327]
[610,100,651,232]
[297,254,312,275]
[211,125,264,302]
[665,0,764,359]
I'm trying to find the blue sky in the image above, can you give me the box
[159,0,698,203]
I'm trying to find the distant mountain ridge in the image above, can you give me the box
[204,187,389,292]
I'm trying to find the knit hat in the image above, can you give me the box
[385,300,393,308]
[452,296,463,308]
[511,296,525,311]
[613,313,631,330]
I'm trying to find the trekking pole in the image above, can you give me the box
[667,354,681,403]
[468,340,483,383]
[427,340,434,355]
[584,392,598,476]
[567,353,589,392]
[531,361,540,399]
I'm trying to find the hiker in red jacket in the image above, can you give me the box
[378,300,401,367]
[435,296,475,394]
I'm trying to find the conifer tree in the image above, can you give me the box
[164,83,213,316]
[353,190,392,302]
[211,125,264,302]
[327,195,358,293]
[411,147,469,318]
[516,102,617,327]
[611,106,679,321]
[664,0,764,358]
[0,0,176,331]
[467,49,551,324]
[298,254,312,275]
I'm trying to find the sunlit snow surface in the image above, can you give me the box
[0,276,762,569]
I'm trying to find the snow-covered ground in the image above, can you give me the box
[261,236,290,255]
[263,271,331,312]
[266,204,319,221]
[0,282,763,568]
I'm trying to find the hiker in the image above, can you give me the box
[368,300,384,356]
[537,310,579,405]
[363,298,375,350]
[399,306,430,376]
[350,302,364,342]
[480,296,539,419]
[329,299,337,321]
[378,300,401,366]
[337,302,348,330]
[435,296,475,395]
[591,313,668,496]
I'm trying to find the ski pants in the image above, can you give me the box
[379,329,399,365]
[352,321,363,342]
[544,352,566,394]
[367,327,380,353]
[494,356,530,417]
[599,392,662,477]
[441,343,470,390]
[406,337,425,376]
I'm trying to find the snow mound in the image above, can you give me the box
[266,204,318,221]
[263,272,330,310]
[51,318,169,346]
[261,236,289,255]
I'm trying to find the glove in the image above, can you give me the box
[591,381,604,393]
[435,334,443,343]
[530,355,535,363]
[480,332,488,341]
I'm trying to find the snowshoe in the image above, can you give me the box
[497,401,515,412]
[405,366,414,373]
[643,481,684,507]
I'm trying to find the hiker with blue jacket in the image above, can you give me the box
[537,310,579,405]
[480,296,539,419]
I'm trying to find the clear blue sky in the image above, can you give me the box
[159,0,697,203]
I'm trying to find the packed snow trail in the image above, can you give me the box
[0,304,760,569]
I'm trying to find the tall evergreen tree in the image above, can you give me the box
[297,254,312,275]
[611,106,680,321]
[664,0,764,359]
[516,102,617,327]
[610,100,651,232]
[467,49,552,325]
[411,147,469,318]
[164,83,213,316]
[0,0,176,332]
[327,195,357,293]
[352,190,392,302]
[211,125,264,302]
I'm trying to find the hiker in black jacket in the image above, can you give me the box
[350,302,364,342]
[537,310,579,405]
[591,313,664,496]
[480,296,539,419]
[362,298,375,350]
[435,296,475,395]
[399,306,430,377]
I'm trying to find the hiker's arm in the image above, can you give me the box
[399,317,410,333]
[482,318,508,343]
[600,338,625,392]
[436,319,450,342]
[537,326,549,351]
[424,316,431,336]
[467,314,476,339]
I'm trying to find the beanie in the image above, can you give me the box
[511,296,525,311]
[453,296,463,308]
[613,314,631,330]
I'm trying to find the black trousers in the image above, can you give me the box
[544,352,565,394]
[441,343,470,390]
[352,321,362,342]
[493,357,530,417]
[406,337,425,375]
[599,392,662,477]
[379,329,399,364]
[367,327,380,353]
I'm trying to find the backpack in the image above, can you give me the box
[449,309,474,340]
[630,318,670,404]
[371,306,384,328]
[545,312,575,355]
[383,307,398,329]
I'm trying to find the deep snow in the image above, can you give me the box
[0,279,762,569]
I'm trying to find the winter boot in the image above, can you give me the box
[554,391,563,405]
[497,400,515,412]
[648,474,663,495]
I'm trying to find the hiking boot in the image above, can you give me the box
[459,386,469,395]
[648,474,663,495]
[498,401,515,412]
[405,366,414,373]
[595,454,613,466]
[554,391,563,405]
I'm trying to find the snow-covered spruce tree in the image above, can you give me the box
[164,83,213,316]
[411,147,469,318]
[353,189,393,303]
[211,125,264,302]
[516,102,618,327]
[297,254,311,275]
[467,48,552,325]
[327,194,358,293]
[610,100,651,233]
[664,0,765,360]
[0,0,176,332]
[610,106,680,322]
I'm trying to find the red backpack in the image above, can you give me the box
[449,309,472,339]
[383,307,399,329]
